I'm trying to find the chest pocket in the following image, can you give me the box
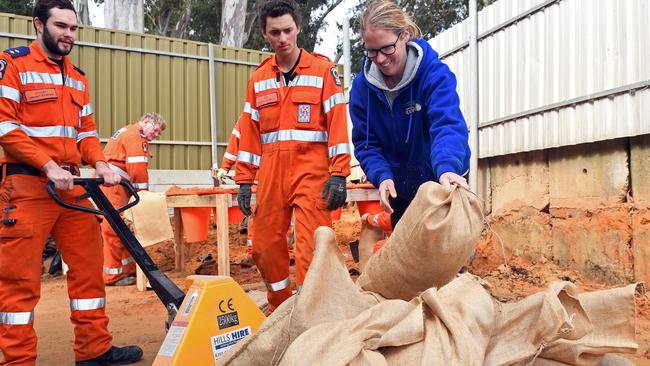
[20,87,60,126]
[70,91,84,128]
[255,89,281,132]
[291,90,321,129]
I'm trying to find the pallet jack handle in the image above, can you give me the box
[47,178,185,330]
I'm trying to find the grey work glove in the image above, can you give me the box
[322,175,347,210]
[237,184,252,216]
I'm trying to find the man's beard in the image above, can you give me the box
[43,25,73,56]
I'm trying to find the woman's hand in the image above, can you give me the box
[439,172,469,189]
[378,179,397,213]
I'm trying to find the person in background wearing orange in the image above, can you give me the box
[101,112,165,286]
[213,116,295,268]
[0,0,143,364]
[211,116,257,267]
[361,211,393,252]
[235,0,351,311]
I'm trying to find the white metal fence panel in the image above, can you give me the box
[429,0,650,158]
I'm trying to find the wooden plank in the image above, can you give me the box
[166,193,255,208]
[135,265,149,292]
[167,194,217,208]
[215,194,230,276]
[173,208,184,272]
[346,189,380,202]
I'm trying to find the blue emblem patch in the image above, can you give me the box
[111,127,127,139]
[0,60,6,80]
[297,104,311,123]
[3,46,30,58]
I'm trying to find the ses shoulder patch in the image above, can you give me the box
[330,67,341,86]
[111,127,127,140]
[0,59,7,81]
[4,46,30,58]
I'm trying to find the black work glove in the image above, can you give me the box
[237,184,252,216]
[322,175,347,210]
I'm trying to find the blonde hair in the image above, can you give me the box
[139,112,167,130]
[360,0,421,39]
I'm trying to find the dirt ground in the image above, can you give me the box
[17,207,650,365]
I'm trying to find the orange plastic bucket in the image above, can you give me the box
[357,200,382,216]
[211,206,245,225]
[228,206,244,223]
[180,207,211,242]
[330,207,342,221]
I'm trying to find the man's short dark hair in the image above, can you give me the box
[257,0,301,31]
[33,0,76,26]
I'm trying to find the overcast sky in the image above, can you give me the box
[89,1,359,60]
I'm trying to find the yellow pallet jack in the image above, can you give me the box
[48,179,265,365]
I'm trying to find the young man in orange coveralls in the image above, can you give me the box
[101,113,165,286]
[236,0,351,312]
[0,1,142,365]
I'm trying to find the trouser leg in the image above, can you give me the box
[53,187,112,361]
[0,199,54,366]
[99,186,133,284]
[291,196,331,285]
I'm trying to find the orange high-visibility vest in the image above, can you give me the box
[0,42,104,168]
[103,123,151,190]
[219,117,242,172]
[235,50,351,183]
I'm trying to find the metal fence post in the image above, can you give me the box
[208,43,218,168]
[468,0,479,192]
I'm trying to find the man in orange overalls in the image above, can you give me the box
[212,116,294,268]
[236,0,351,311]
[0,1,143,365]
[101,112,165,286]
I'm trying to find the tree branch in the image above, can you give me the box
[243,11,258,46]
[314,0,343,28]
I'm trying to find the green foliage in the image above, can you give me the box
[0,0,33,17]
[139,0,342,53]
[245,0,342,53]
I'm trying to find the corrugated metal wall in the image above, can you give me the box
[429,0,650,158]
[0,12,270,169]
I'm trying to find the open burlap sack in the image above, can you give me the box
[123,191,174,247]
[485,282,638,366]
[532,284,639,366]
[223,224,638,366]
[280,274,637,366]
[220,227,372,365]
[279,273,495,366]
[357,182,484,300]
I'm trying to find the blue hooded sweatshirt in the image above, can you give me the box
[350,38,470,201]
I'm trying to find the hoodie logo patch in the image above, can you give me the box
[405,101,422,115]
[298,104,311,123]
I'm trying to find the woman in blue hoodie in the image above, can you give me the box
[350,0,471,227]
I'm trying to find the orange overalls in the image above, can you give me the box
[236,50,350,309]
[364,212,393,252]
[0,43,112,364]
[100,123,151,284]
[221,118,293,260]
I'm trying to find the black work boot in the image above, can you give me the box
[75,345,143,365]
